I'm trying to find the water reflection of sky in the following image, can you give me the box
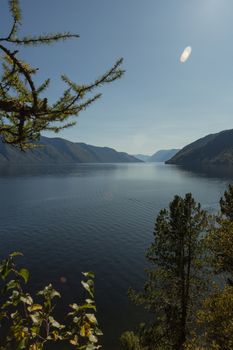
[0,163,231,349]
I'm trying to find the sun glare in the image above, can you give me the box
[180,46,192,63]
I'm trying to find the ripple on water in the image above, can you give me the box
[0,163,230,350]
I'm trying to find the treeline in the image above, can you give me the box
[121,185,233,350]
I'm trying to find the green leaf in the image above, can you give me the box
[86,299,94,304]
[49,316,65,329]
[2,279,19,293]
[20,294,33,305]
[37,284,60,299]
[30,325,39,337]
[78,303,96,312]
[10,311,18,319]
[89,333,98,343]
[86,313,97,325]
[50,289,61,299]
[70,335,79,346]
[70,303,79,310]
[18,268,29,283]
[95,328,103,336]
[30,312,41,325]
[0,260,11,280]
[82,272,95,279]
[81,281,93,298]
[27,304,43,312]
[73,316,80,323]
[10,252,23,257]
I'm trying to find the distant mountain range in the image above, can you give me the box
[3,129,232,167]
[134,154,150,162]
[134,149,180,162]
[166,129,233,166]
[148,149,180,162]
[0,137,141,164]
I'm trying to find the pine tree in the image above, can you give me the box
[127,194,208,350]
[0,0,124,149]
[220,184,233,221]
[185,285,233,350]
[120,331,143,350]
[186,185,233,349]
[207,184,233,281]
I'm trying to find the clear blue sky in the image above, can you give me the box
[2,0,233,154]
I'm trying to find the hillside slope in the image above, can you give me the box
[148,149,180,162]
[166,129,233,166]
[134,154,149,162]
[0,137,141,164]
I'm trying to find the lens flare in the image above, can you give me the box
[180,46,192,63]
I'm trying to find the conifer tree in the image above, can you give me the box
[207,184,233,281]
[185,285,233,350]
[125,194,208,350]
[220,184,233,220]
[0,0,124,149]
[186,185,233,350]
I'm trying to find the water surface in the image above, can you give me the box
[0,163,231,349]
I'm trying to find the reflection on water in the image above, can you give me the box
[0,163,232,349]
[0,163,124,178]
[172,164,233,181]
[1,162,233,180]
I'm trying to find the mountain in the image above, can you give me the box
[148,149,180,162]
[134,154,149,162]
[0,136,142,164]
[166,129,233,166]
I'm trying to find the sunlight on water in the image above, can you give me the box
[0,163,231,349]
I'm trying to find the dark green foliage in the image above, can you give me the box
[220,184,233,220]
[127,194,208,350]
[186,185,233,349]
[206,218,233,280]
[121,186,233,350]
[185,285,233,350]
[207,184,233,283]
[0,0,124,149]
[120,331,142,350]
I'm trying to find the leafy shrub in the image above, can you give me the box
[0,252,102,350]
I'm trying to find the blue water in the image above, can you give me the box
[0,163,231,349]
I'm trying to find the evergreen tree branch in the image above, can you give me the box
[0,44,38,109]
[5,33,80,46]
[0,0,124,148]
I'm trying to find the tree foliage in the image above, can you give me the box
[0,253,102,350]
[120,331,142,350]
[220,184,233,221]
[126,193,208,350]
[121,187,233,350]
[185,184,233,349]
[0,0,124,149]
[207,184,233,280]
[185,285,233,350]
[206,218,233,279]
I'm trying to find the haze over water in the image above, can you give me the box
[0,163,231,349]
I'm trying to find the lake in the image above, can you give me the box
[0,162,232,349]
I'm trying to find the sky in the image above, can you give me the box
[1,0,233,155]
